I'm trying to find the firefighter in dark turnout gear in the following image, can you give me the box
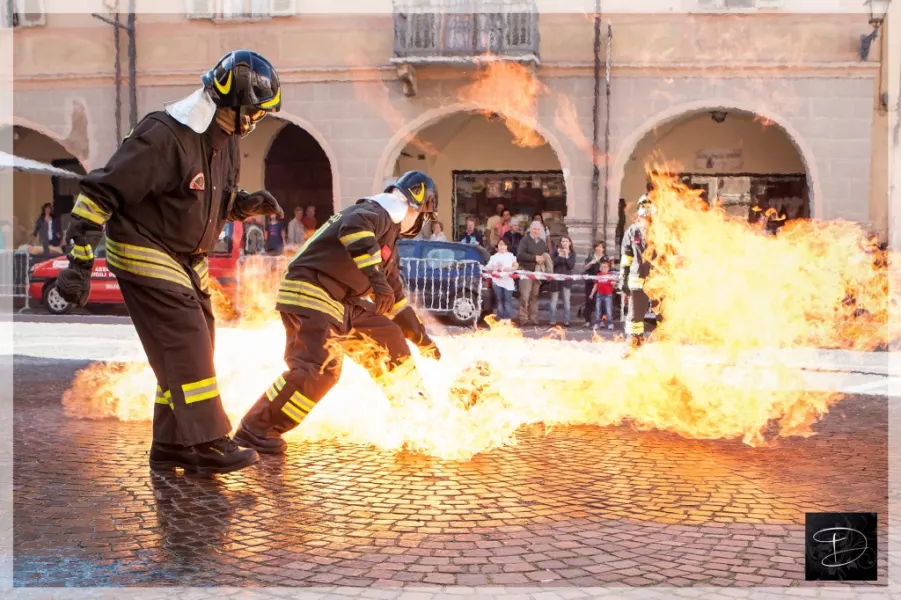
[55,50,284,476]
[620,194,655,351]
[234,171,440,455]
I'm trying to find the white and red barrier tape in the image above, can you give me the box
[481,270,620,282]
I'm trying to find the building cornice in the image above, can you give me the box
[12,60,880,89]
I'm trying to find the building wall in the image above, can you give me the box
[10,10,888,252]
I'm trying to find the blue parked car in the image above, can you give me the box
[396,239,494,326]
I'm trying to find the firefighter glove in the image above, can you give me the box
[56,260,92,307]
[368,272,395,316]
[395,307,441,360]
[419,340,441,361]
[232,190,284,220]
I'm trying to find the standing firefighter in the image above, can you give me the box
[620,194,655,351]
[233,171,441,454]
[55,50,285,476]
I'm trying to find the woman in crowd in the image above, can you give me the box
[485,238,518,320]
[31,203,61,252]
[548,235,575,327]
[428,220,448,241]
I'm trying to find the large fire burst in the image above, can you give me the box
[61,62,893,461]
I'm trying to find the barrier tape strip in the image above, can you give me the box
[481,270,621,282]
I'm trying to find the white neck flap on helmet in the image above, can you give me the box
[370,192,410,224]
[164,88,217,134]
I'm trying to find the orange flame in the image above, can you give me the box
[458,59,548,148]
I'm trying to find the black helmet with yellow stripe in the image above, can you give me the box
[385,171,438,238]
[202,50,281,135]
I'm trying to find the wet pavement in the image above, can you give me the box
[12,356,889,588]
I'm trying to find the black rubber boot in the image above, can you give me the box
[149,442,197,473]
[233,423,287,455]
[191,437,260,477]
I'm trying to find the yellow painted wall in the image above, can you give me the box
[621,110,804,208]
[396,113,562,232]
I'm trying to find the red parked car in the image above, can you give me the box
[29,221,245,315]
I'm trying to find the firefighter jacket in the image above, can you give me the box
[620,221,652,292]
[278,198,410,325]
[67,111,242,297]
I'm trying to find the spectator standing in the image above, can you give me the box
[549,235,576,327]
[582,241,610,325]
[32,203,61,253]
[485,203,504,248]
[301,206,317,237]
[516,221,547,326]
[429,220,448,241]
[459,217,483,246]
[485,238,518,320]
[264,215,286,255]
[502,219,523,251]
[590,260,616,330]
[286,206,306,247]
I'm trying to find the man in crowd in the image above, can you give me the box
[265,214,286,255]
[516,221,547,327]
[55,50,285,476]
[286,206,306,248]
[459,217,483,246]
[485,203,504,248]
[302,205,317,237]
[620,195,655,352]
[233,171,441,454]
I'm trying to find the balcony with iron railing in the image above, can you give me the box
[391,3,539,95]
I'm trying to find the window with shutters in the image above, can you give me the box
[186,0,295,21]
[5,0,46,28]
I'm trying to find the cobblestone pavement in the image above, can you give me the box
[13,357,889,589]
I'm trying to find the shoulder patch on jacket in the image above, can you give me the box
[381,245,392,261]
[189,172,205,191]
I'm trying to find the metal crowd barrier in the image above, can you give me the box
[399,257,484,326]
[0,250,32,308]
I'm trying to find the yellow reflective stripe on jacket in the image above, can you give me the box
[388,297,408,318]
[71,194,112,226]
[339,231,375,246]
[155,386,173,409]
[265,375,287,401]
[279,279,343,313]
[70,244,94,261]
[181,377,219,404]
[621,254,634,268]
[105,238,193,289]
[276,291,344,322]
[192,258,210,291]
[353,253,381,269]
[628,277,644,290]
[629,321,645,334]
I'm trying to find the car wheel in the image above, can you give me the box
[43,281,73,315]
[450,294,479,326]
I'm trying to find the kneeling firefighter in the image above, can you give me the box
[55,50,285,476]
[233,171,441,454]
[620,194,656,350]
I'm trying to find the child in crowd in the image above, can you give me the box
[590,260,616,330]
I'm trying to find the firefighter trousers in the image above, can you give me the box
[627,288,650,340]
[241,303,415,437]
[119,279,232,447]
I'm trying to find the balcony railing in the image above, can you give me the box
[393,9,539,63]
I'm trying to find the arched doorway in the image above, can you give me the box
[264,121,334,231]
[616,108,811,242]
[388,111,566,246]
[6,125,86,248]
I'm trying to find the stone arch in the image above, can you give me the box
[269,111,341,212]
[609,99,821,220]
[1,117,90,171]
[373,102,574,214]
